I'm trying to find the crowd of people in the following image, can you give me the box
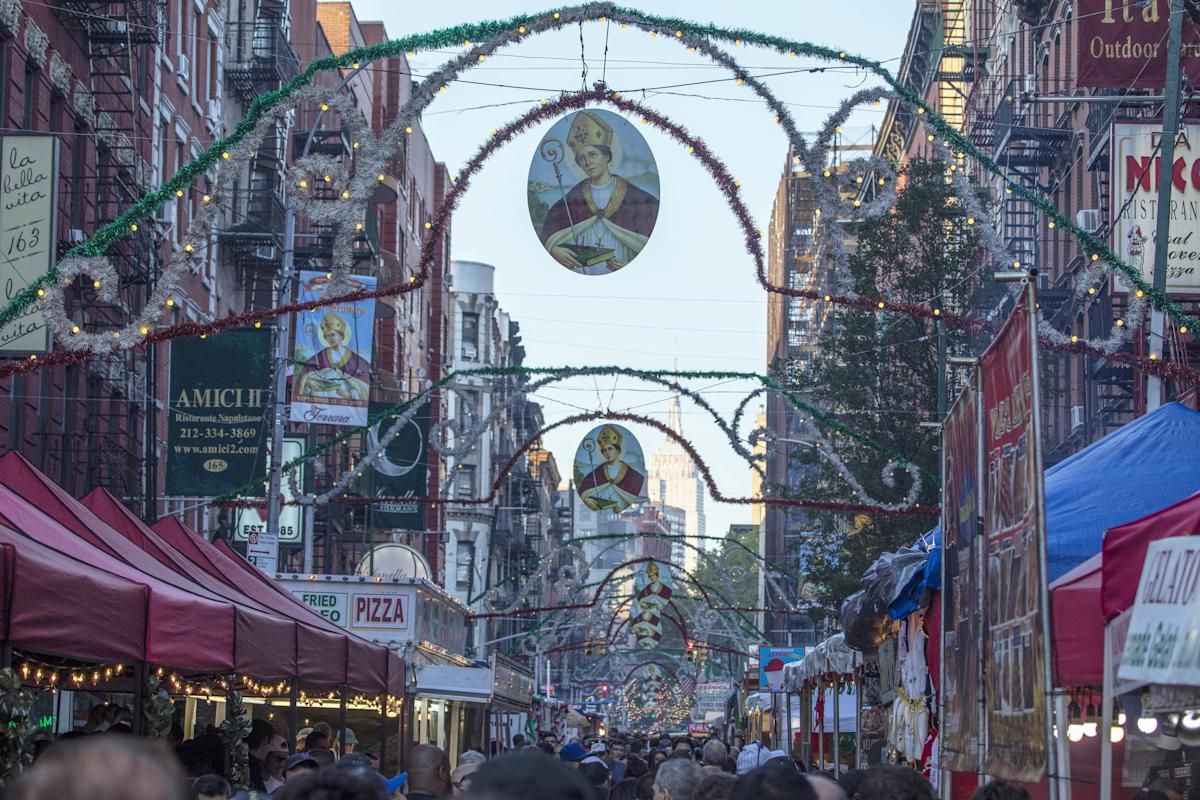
[4,717,1050,800]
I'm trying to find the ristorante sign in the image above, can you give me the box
[1078,0,1200,89]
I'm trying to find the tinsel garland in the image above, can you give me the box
[141,673,175,739]
[219,689,251,791]
[0,669,36,786]
[1,5,1191,366]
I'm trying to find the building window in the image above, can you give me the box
[22,65,35,129]
[460,388,480,423]
[460,312,479,360]
[455,542,474,593]
[455,464,476,498]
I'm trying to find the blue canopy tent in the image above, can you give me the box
[888,402,1200,619]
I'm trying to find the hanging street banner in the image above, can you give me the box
[759,647,805,693]
[940,373,981,773]
[0,134,56,353]
[631,560,672,649]
[695,680,732,713]
[234,437,304,543]
[165,328,271,497]
[980,287,1050,783]
[290,271,377,426]
[1077,0,1200,89]
[1118,536,1200,687]
[367,400,430,530]
[1110,122,1200,295]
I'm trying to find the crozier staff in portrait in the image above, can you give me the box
[529,108,660,275]
[573,423,648,512]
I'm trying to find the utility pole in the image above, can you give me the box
[1147,0,1186,411]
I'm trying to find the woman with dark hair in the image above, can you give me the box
[623,755,648,779]
[609,777,639,800]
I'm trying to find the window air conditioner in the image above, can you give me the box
[1071,405,1085,431]
[206,99,222,128]
[1076,209,1101,233]
[177,54,190,82]
[68,229,86,244]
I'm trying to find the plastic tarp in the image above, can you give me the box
[1049,553,1104,686]
[1101,490,1200,620]
[783,634,862,690]
[841,546,928,649]
[889,403,1200,619]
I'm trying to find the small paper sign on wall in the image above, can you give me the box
[1118,536,1200,687]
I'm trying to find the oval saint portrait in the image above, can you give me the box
[528,108,661,275]
[573,423,649,513]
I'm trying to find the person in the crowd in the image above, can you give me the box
[512,734,527,751]
[653,757,704,800]
[858,766,935,800]
[406,743,452,800]
[700,740,727,775]
[9,735,186,800]
[735,741,779,774]
[464,751,593,800]
[336,727,358,756]
[624,755,648,779]
[305,729,335,768]
[692,773,734,800]
[669,750,693,761]
[651,750,668,770]
[453,761,481,797]
[579,760,612,799]
[610,777,640,800]
[82,702,111,733]
[459,750,487,767]
[263,735,290,793]
[635,773,656,800]
[246,718,277,793]
[560,741,590,766]
[283,752,320,783]
[808,773,848,800]
[672,738,695,755]
[273,766,386,800]
[971,781,1031,800]
[728,761,816,800]
[839,768,868,799]
[536,741,557,756]
[192,775,232,800]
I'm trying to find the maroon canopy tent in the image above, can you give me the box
[1102,491,1200,620]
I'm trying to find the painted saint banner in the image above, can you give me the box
[0,134,56,353]
[940,374,981,772]
[980,287,1049,782]
[367,400,430,530]
[630,560,672,649]
[529,108,660,275]
[574,423,648,513]
[165,328,272,496]
[1076,0,1200,89]
[290,271,377,426]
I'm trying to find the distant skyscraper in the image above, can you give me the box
[648,392,706,573]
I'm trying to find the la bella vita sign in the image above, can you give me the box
[1119,536,1200,687]
[0,135,57,353]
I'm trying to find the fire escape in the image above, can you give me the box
[51,0,161,508]
[219,13,301,309]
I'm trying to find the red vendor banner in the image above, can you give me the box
[1076,0,1200,89]
[940,373,981,773]
[980,286,1051,783]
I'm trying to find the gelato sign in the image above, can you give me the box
[1119,536,1200,687]
[758,647,804,693]
[1110,122,1200,295]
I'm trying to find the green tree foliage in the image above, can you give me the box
[781,158,978,618]
[693,524,762,612]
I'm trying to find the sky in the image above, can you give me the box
[350,0,916,541]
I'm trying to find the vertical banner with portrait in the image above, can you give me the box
[367,400,430,530]
[290,271,377,426]
[574,423,648,513]
[940,374,981,773]
[980,286,1050,783]
[529,109,660,275]
[165,328,272,496]
[0,134,56,353]
[630,560,671,650]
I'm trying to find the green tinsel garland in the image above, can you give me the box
[219,690,251,791]
[0,669,36,787]
[142,673,175,739]
[213,364,936,507]
[1,4,1193,340]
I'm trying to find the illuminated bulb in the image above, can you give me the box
[1136,289,1145,297]
[1013,260,1021,268]
[320,103,329,111]
[478,54,485,62]
[352,62,359,69]
[130,223,138,231]
[378,173,385,181]
[856,176,863,184]
[355,222,363,231]
[197,333,205,340]
[1083,722,1098,738]
[438,86,446,93]
[93,279,101,289]
[823,170,831,177]
[140,326,149,335]
[341,190,350,199]
[734,179,742,187]
[203,194,211,203]
[853,199,861,207]
[539,98,548,106]
[917,107,924,115]
[299,180,308,188]
[1006,187,1012,194]
[71,325,80,335]
[175,189,184,197]
[424,221,432,229]
[36,288,44,297]
[689,47,697,54]
[553,11,560,18]
[1092,253,1100,261]
[518,26,526,34]
[736,78,744,86]
[687,146,694,153]
[28,354,36,361]
[1048,220,1056,229]
[877,301,885,309]
[1110,725,1125,743]
[814,208,822,216]
[933,308,941,316]
[1182,326,1190,334]
[967,217,975,225]
[675,30,682,37]
[1088,287,1096,295]
[789,51,797,57]
[1149,353,1159,360]
[165,298,175,307]
[323,175,331,183]
[464,39,471,46]
[1071,335,1079,343]
[1116,319,1125,327]
[254,321,262,328]
[1067,724,1085,742]
[353,141,360,149]
[927,134,935,141]
[406,51,415,57]
[112,331,119,338]
[640,118,648,125]
[184,243,193,253]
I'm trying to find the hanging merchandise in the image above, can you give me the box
[529,108,660,275]
[887,617,930,763]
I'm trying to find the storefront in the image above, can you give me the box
[489,654,535,754]
[410,649,493,765]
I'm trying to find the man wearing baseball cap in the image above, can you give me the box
[558,741,589,766]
